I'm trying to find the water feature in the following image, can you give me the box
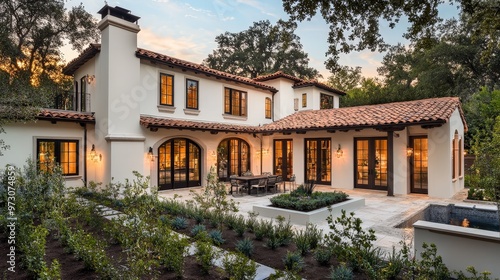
[397,203,499,232]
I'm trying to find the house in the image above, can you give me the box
[0,5,466,199]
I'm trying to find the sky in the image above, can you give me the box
[62,0,459,80]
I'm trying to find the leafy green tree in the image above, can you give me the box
[326,65,362,92]
[464,88,500,149]
[203,20,320,79]
[0,0,98,154]
[338,77,384,107]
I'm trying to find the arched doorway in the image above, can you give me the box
[158,138,201,190]
[217,138,250,181]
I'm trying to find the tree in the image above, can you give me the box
[326,66,362,92]
[0,0,98,85]
[203,20,320,79]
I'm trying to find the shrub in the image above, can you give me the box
[236,238,254,257]
[270,191,348,212]
[329,263,354,280]
[467,187,485,201]
[294,229,311,256]
[221,252,257,280]
[195,232,219,274]
[246,211,259,232]
[209,229,225,246]
[274,215,294,246]
[191,224,207,237]
[233,214,247,237]
[283,251,304,272]
[314,247,332,266]
[254,219,273,241]
[153,225,190,277]
[171,216,188,230]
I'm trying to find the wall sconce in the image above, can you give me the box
[406,147,414,157]
[148,147,154,162]
[336,144,343,158]
[85,74,95,84]
[90,144,102,162]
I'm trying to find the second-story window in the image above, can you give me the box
[224,88,247,116]
[160,73,174,106]
[80,77,87,112]
[265,97,271,119]
[320,93,334,109]
[186,79,198,109]
[302,93,307,107]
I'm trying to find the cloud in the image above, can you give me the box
[236,0,278,17]
[138,28,209,63]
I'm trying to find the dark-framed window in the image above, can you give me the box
[302,93,307,107]
[160,73,174,106]
[217,138,250,180]
[265,97,271,119]
[37,139,79,176]
[304,138,331,184]
[186,79,198,109]
[452,130,463,180]
[224,88,247,116]
[320,93,334,109]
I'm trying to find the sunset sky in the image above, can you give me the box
[63,0,459,80]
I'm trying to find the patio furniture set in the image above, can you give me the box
[229,172,297,197]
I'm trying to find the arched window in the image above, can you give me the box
[265,97,271,119]
[158,138,201,190]
[217,138,250,181]
[452,130,463,180]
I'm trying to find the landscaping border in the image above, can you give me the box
[253,198,365,225]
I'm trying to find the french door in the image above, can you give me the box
[158,138,201,190]
[410,136,428,194]
[305,138,331,184]
[217,138,250,181]
[355,138,388,190]
[273,139,293,180]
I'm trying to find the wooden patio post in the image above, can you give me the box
[387,130,394,196]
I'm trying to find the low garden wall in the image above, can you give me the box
[253,197,365,225]
[414,220,500,278]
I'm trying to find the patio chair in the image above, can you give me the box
[250,177,268,196]
[243,170,253,176]
[229,175,245,196]
[288,174,296,192]
[266,175,278,194]
[276,175,284,192]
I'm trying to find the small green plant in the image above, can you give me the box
[274,215,294,246]
[467,187,485,201]
[191,224,207,237]
[233,214,247,237]
[314,247,332,266]
[171,216,188,230]
[209,229,225,246]
[254,219,273,241]
[195,232,219,274]
[294,229,311,256]
[236,238,254,257]
[283,251,304,272]
[454,266,492,280]
[329,263,354,280]
[304,223,322,249]
[221,252,257,280]
[246,211,259,232]
[223,213,238,230]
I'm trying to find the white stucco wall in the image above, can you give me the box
[0,121,88,188]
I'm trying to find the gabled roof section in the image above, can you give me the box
[293,80,346,96]
[259,97,467,133]
[254,71,346,96]
[62,44,101,76]
[254,71,303,83]
[38,109,95,123]
[136,49,278,93]
[140,115,259,133]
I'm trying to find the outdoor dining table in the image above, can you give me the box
[234,174,277,195]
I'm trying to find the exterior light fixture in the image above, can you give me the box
[90,144,101,162]
[406,147,414,157]
[85,74,95,84]
[148,147,154,161]
[336,144,343,158]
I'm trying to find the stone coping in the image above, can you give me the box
[413,220,500,242]
[253,197,365,225]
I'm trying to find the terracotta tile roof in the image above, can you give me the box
[293,80,346,96]
[140,115,260,133]
[254,71,346,96]
[259,97,467,133]
[62,44,101,75]
[253,71,303,83]
[38,109,95,123]
[135,48,278,93]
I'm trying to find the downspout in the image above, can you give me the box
[260,133,263,174]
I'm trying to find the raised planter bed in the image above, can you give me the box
[253,197,365,225]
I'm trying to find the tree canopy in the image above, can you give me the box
[282,0,499,72]
[0,0,98,85]
[203,19,320,79]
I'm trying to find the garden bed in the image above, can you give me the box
[254,197,365,225]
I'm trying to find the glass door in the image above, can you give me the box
[355,138,388,190]
[305,139,331,184]
[274,139,293,180]
[410,136,428,194]
[158,138,201,190]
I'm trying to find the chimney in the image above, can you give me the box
[97,5,140,23]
